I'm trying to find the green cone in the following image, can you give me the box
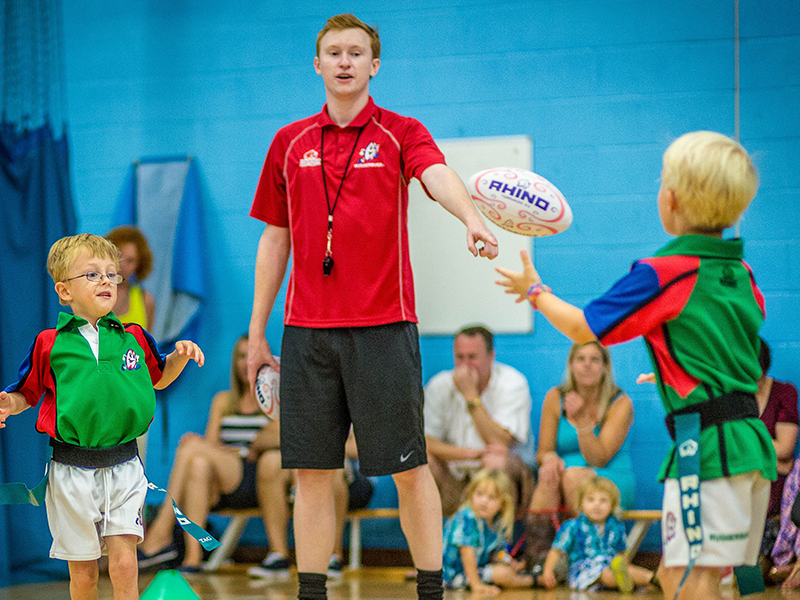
[140,570,202,600]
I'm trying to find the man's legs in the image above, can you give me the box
[294,468,337,572]
[332,468,348,562]
[294,468,337,600]
[394,464,444,600]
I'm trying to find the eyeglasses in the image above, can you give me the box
[64,271,124,285]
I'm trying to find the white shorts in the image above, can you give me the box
[46,457,147,561]
[662,471,769,568]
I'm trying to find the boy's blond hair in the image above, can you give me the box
[47,234,121,304]
[577,475,622,517]
[662,131,759,231]
[316,13,381,60]
[460,469,516,540]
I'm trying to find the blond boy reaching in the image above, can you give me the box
[0,233,203,600]
[496,131,774,600]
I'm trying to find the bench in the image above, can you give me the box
[620,510,661,557]
[204,507,400,572]
[205,507,661,572]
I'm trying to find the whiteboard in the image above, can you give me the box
[408,136,534,336]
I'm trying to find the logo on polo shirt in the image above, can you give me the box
[719,265,737,288]
[121,349,141,371]
[354,142,384,168]
[299,149,321,167]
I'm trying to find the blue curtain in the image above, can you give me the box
[0,121,76,586]
[112,156,206,479]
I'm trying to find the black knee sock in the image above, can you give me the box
[298,572,327,600]
[416,568,443,600]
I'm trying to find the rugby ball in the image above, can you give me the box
[255,359,280,420]
[468,167,572,237]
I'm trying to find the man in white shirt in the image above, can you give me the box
[424,325,534,516]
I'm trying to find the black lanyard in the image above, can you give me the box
[320,125,365,276]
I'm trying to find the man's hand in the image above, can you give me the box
[465,214,499,260]
[247,335,279,395]
[452,364,480,400]
[481,443,510,469]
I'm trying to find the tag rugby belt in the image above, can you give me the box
[50,438,139,468]
[665,391,758,441]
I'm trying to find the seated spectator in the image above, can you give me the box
[138,334,354,575]
[755,337,799,573]
[250,429,371,581]
[754,337,800,587]
[756,338,800,576]
[105,225,156,330]
[770,460,800,587]
[442,469,536,594]
[524,342,635,565]
[424,325,534,517]
[542,476,656,592]
[106,225,158,465]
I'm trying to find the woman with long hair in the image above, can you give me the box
[137,334,286,572]
[524,341,635,566]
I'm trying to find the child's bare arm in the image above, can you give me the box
[0,391,30,428]
[458,546,500,596]
[155,341,204,389]
[496,250,595,343]
[541,548,563,589]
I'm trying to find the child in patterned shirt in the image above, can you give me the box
[542,476,656,591]
[442,469,535,596]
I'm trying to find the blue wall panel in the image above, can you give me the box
[3,0,795,574]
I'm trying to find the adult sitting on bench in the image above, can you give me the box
[138,334,358,576]
[524,342,636,567]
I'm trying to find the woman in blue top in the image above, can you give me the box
[524,342,635,563]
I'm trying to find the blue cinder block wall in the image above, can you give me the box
[11,0,794,565]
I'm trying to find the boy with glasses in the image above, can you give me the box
[0,233,203,600]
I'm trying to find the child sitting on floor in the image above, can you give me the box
[442,469,535,596]
[542,476,656,592]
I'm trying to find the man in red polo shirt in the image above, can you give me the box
[248,13,498,600]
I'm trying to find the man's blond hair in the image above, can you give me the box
[662,131,759,231]
[316,13,381,60]
[47,234,121,304]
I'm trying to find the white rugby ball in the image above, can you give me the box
[468,167,572,237]
[255,359,280,420]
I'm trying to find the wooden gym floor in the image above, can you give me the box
[0,565,794,600]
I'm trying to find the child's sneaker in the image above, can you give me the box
[611,553,634,593]
[327,555,344,580]
[248,553,291,580]
[136,543,179,571]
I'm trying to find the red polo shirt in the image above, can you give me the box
[250,97,446,328]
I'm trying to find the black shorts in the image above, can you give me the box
[280,322,427,477]
[211,459,258,511]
